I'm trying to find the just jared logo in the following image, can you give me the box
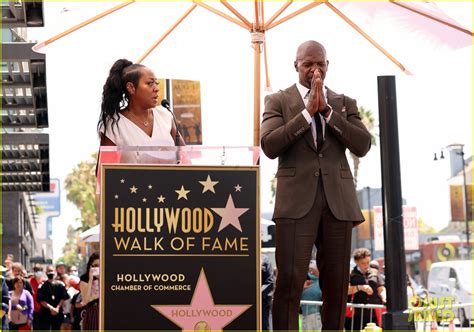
[408,296,455,322]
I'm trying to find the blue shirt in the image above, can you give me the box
[301,273,322,314]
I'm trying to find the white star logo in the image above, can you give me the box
[211,194,249,232]
[157,195,165,203]
[130,185,138,194]
[199,175,219,194]
[120,179,125,183]
[114,194,119,199]
[142,198,147,203]
[234,184,242,192]
[175,186,190,200]
[148,185,153,190]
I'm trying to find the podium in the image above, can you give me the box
[97,146,260,331]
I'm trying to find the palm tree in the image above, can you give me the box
[352,106,377,188]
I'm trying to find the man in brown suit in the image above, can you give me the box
[260,40,371,330]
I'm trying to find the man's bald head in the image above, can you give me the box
[296,41,326,61]
[294,40,329,88]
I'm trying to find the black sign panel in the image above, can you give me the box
[100,165,260,330]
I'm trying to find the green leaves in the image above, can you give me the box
[64,153,98,229]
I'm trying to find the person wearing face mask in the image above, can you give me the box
[79,253,100,331]
[28,264,45,330]
[7,263,33,295]
[36,266,69,331]
[67,266,79,278]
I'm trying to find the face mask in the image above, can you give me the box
[70,271,78,277]
[35,271,43,278]
[90,267,100,277]
[46,272,55,279]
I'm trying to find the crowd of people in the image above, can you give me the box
[1,253,99,331]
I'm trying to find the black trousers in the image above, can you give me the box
[272,178,353,331]
[262,298,272,331]
[32,311,41,330]
[38,312,63,331]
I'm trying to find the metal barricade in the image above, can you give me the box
[300,300,385,331]
[299,300,473,331]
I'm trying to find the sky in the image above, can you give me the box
[25,1,472,259]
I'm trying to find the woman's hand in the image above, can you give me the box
[89,267,95,282]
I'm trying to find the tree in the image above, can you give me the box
[64,153,98,230]
[57,224,85,268]
[352,106,377,188]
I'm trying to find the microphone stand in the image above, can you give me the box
[161,100,182,164]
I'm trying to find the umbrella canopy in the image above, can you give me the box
[79,224,100,243]
[33,1,472,145]
[261,217,274,225]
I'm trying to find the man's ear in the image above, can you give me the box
[126,82,135,95]
[294,61,298,72]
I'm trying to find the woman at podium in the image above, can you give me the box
[98,59,184,163]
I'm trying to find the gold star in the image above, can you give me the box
[175,185,190,200]
[157,195,165,203]
[120,179,125,183]
[199,175,219,194]
[148,185,153,190]
[130,185,138,194]
[234,184,242,192]
[142,198,147,203]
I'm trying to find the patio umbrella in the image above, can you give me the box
[79,224,100,243]
[33,1,472,146]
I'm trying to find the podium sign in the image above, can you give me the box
[100,165,260,331]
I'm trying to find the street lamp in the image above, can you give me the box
[435,144,470,252]
[433,150,444,161]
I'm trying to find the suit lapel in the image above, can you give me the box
[326,88,344,111]
[283,85,317,153]
[320,88,344,154]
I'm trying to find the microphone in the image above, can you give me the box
[161,99,181,146]
[161,99,171,110]
[161,99,182,163]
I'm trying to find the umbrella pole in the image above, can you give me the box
[32,1,134,52]
[253,35,262,147]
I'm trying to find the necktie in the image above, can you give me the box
[314,113,324,152]
[304,90,324,151]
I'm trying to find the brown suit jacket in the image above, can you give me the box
[260,84,371,224]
